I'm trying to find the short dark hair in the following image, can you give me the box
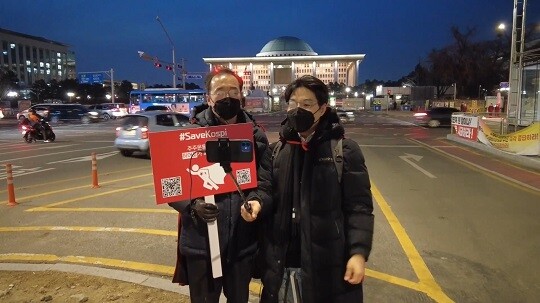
[204,66,243,92]
[284,75,329,106]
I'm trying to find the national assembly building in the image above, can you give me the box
[203,36,365,102]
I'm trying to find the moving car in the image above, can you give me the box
[413,107,460,127]
[17,104,97,124]
[114,111,191,157]
[144,105,173,112]
[336,109,356,123]
[101,103,128,118]
[87,103,127,121]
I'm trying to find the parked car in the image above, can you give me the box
[414,107,460,127]
[17,104,98,124]
[336,108,356,123]
[114,111,191,157]
[101,103,128,118]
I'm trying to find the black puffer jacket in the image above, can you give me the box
[260,108,374,303]
[169,108,272,262]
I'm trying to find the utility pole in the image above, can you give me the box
[156,16,176,88]
[181,58,186,89]
[110,68,115,103]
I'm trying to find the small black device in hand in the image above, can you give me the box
[205,138,254,214]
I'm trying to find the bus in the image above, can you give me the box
[129,88,206,115]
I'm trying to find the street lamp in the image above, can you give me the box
[156,16,178,89]
[67,92,75,103]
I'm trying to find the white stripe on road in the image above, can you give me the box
[0,146,115,164]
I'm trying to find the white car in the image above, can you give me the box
[114,111,191,157]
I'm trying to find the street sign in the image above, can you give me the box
[79,73,104,84]
[500,82,509,89]
[184,74,203,80]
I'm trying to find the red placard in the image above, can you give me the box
[454,125,478,141]
[148,123,257,204]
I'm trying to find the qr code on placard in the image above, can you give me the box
[161,176,182,198]
[236,168,251,185]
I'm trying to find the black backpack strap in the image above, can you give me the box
[271,140,283,161]
[331,138,343,183]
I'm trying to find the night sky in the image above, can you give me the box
[1,0,538,87]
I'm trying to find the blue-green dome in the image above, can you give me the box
[256,36,318,57]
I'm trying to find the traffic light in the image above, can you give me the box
[154,62,162,68]
[166,66,173,71]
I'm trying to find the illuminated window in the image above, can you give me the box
[57,58,61,63]
[40,62,44,67]
[27,67,31,72]
[57,65,61,70]
[58,71,62,76]
[57,53,61,57]
[46,63,50,68]
[26,60,31,65]
[10,43,15,49]
[46,69,50,74]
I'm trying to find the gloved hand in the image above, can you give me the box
[190,198,219,222]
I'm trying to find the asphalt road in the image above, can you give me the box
[1,112,539,302]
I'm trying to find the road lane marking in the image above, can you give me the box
[1,174,152,202]
[0,146,115,163]
[47,151,118,164]
[28,207,176,213]
[0,169,151,194]
[372,182,454,302]
[0,144,79,154]
[408,138,540,194]
[0,167,56,180]
[0,253,174,276]
[0,226,176,236]
[25,183,154,210]
[399,153,437,178]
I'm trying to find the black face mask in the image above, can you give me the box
[213,97,241,120]
[287,106,320,133]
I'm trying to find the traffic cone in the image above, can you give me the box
[91,152,100,188]
[6,164,18,206]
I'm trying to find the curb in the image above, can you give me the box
[446,134,540,171]
[0,263,264,302]
[0,262,193,298]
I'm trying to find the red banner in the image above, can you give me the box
[454,125,478,141]
[148,123,257,204]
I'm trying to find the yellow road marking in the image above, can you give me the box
[25,183,153,211]
[372,182,454,302]
[0,253,174,276]
[0,166,152,194]
[28,207,176,213]
[3,173,153,204]
[0,226,176,236]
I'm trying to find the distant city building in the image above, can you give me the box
[0,28,76,86]
[203,36,365,94]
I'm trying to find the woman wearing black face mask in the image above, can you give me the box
[168,67,273,303]
[260,75,374,303]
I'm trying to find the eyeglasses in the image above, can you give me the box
[211,88,242,99]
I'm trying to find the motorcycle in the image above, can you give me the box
[20,119,56,143]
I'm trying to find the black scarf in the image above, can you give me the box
[275,108,344,243]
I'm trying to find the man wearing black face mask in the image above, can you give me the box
[168,67,272,303]
[260,75,374,303]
